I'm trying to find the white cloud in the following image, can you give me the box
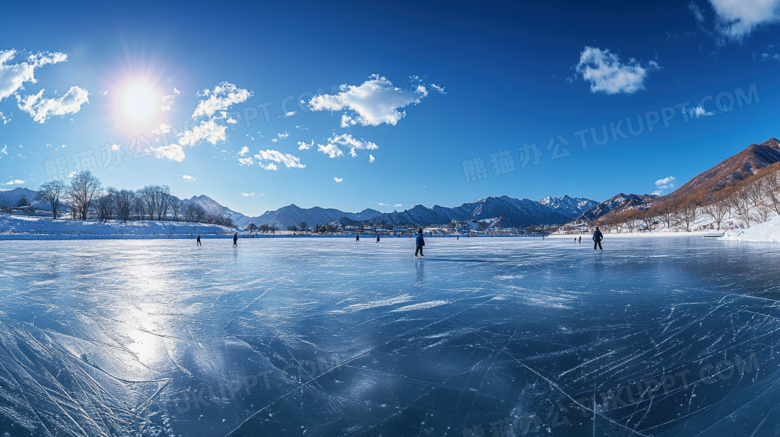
[761,52,780,60]
[687,105,715,118]
[331,133,379,159]
[241,192,256,197]
[192,82,252,119]
[298,140,314,150]
[703,0,780,42]
[317,143,344,158]
[0,49,68,102]
[308,74,435,127]
[394,204,402,207]
[152,144,185,162]
[182,175,196,182]
[98,89,108,96]
[369,154,375,163]
[653,176,676,195]
[16,86,89,123]
[5,179,25,185]
[261,162,278,171]
[253,149,306,169]
[238,146,250,156]
[177,119,228,147]
[238,157,254,166]
[161,88,180,111]
[574,47,660,95]
[1,145,7,155]
[0,111,8,124]
[334,177,343,183]
[110,143,121,151]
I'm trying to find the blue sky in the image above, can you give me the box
[1,0,780,216]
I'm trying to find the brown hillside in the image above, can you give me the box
[664,138,780,199]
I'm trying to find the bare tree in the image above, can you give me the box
[702,192,730,231]
[113,188,135,223]
[674,201,698,232]
[157,186,171,220]
[66,171,101,220]
[35,180,66,219]
[729,187,753,227]
[765,171,780,215]
[169,198,182,221]
[140,186,158,220]
[133,196,147,221]
[94,190,115,221]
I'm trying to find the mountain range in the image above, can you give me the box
[7,137,780,229]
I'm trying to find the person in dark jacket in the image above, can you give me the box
[197,235,202,246]
[593,227,604,252]
[415,228,425,258]
[376,233,380,243]
[578,236,581,243]
[233,233,238,247]
[356,234,360,241]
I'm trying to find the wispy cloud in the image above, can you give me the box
[334,177,343,183]
[253,149,306,170]
[4,179,25,185]
[182,175,196,182]
[192,82,252,119]
[0,49,68,102]
[161,88,180,111]
[242,192,263,197]
[16,86,89,123]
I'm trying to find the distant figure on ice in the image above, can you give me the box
[579,236,581,243]
[593,227,604,252]
[233,233,238,247]
[456,235,459,240]
[376,233,380,243]
[415,228,425,258]
[356,234,360,242]
[197,235,202,246]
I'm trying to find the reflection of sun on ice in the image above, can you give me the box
[124,82,157,121]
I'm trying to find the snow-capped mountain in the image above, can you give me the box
[539,195,598,219]
[363,195,582,228]
[575,193,656,222]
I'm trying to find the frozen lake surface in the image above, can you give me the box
[1,237,780,437]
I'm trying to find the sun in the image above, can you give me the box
[123,82,158,122]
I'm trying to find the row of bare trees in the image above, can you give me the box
[595,166,780,233]
[33,171,235,227]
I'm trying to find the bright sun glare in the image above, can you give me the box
[124,82,157,121]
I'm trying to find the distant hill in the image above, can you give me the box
[184,195,382,228]
[0,187,47,208]
[251,204,382,229]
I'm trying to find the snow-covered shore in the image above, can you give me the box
[722,215,780,242]
[0,215,238,240]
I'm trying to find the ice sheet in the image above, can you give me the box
[0,237,779,436]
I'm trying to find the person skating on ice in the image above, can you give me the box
[415,228,425,258]
[356,234,360,241]
[233,233,238,247]
[197,235,202,246]
[593,227,604,252]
